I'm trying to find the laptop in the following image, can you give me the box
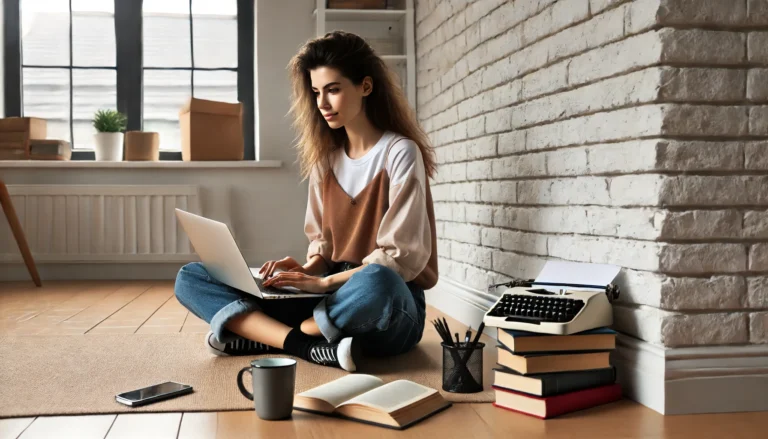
[175,208,322,300]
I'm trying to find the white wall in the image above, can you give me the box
[255,0,314,166]
[0,1,318,280]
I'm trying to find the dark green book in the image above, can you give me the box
[493,364,616,397]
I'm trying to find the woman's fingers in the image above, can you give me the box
[260,261,274,277]
[262,257,303,279]
[263,272,307,286]
[272,277,306,287]
[266,272,301,283]
[273,258,295,273]
[265,261,278,278]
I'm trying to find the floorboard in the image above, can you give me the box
[6,282,124,335]
[87,284,174,335]
[0,418,35,439]
[17,415,115,439]
[104,413,181,439]
[176,413,217,439]
[38,282,153,335]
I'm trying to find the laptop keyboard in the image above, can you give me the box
[254,277,299,295]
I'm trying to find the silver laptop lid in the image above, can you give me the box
[175,209,263,298]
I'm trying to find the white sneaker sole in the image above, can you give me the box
[337,337,358,372]
[205,331,229,357]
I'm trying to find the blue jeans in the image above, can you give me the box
[174,262,426,357]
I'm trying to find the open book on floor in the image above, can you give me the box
[293,374,452,430]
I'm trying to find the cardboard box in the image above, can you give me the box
[0,117,47,160]
[179,98,244,161]
[0,117,47,138]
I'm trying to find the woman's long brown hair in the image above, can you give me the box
[288,31,436,181]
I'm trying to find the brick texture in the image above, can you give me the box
[416,0,768,348]
[745,210,768,238]
[746,142,768,170]
[750,106,768,134]
[657,0,747,26]
[750,244,768,271]
[660,211,742,240]
[661,276,747,310]
[660,244,747,274]
[748,277,768,308]
[748,32,768,63]
[661,314,749,346]
[750,312,768,344]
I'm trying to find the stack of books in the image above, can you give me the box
[492,327,622,419]
[29,139,71,160]
[0,117,47,160]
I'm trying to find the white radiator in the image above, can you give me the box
[0,185,200,262]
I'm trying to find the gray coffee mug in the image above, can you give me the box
[237,358,297,420]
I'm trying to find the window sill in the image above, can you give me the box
[0,160,282,169]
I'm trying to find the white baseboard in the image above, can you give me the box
[426,278,768,415]
[425,277,497,337]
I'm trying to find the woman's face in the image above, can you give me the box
[310,66,371,129]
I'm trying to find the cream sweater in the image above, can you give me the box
[303,131,434,283]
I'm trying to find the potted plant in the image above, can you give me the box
[92,109,127,161]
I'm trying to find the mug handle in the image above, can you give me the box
[237,367,254,401]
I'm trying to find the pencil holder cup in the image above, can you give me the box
[441,342,485,393]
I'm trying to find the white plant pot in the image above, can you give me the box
[94,132,124,161]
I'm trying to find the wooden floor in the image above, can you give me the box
[1,280,766,439]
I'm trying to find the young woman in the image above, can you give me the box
[174,31,438,372]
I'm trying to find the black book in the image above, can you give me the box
[493,364,616,397]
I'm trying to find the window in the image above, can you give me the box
[4,0,254,160]
[143,0,238,151]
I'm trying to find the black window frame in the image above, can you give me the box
[3,0,255,161]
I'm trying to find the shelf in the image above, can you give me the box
[0,160,282,169]
[314,8,407,22]
[381,55,407,61]
[314,1,415,109]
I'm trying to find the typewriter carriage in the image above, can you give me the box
[487,279,621,303]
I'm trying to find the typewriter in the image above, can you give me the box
[483,279,620,335]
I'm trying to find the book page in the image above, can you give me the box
[338,380,436,414]
[296,374,384,409]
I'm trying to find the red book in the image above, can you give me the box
[492,383,622,419]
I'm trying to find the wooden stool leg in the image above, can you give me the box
[0,182,42,287]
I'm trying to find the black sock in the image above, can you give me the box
[283,328,321,359]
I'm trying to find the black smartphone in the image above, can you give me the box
[115,381,194,407]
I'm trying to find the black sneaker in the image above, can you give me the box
[205,331,276,356]
[306,337,361,372]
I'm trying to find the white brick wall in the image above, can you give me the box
[416,0,768,348]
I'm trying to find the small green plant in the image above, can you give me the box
[92,109,127,133]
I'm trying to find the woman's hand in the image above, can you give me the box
[262,272,331,294]
[259,256,308,279]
